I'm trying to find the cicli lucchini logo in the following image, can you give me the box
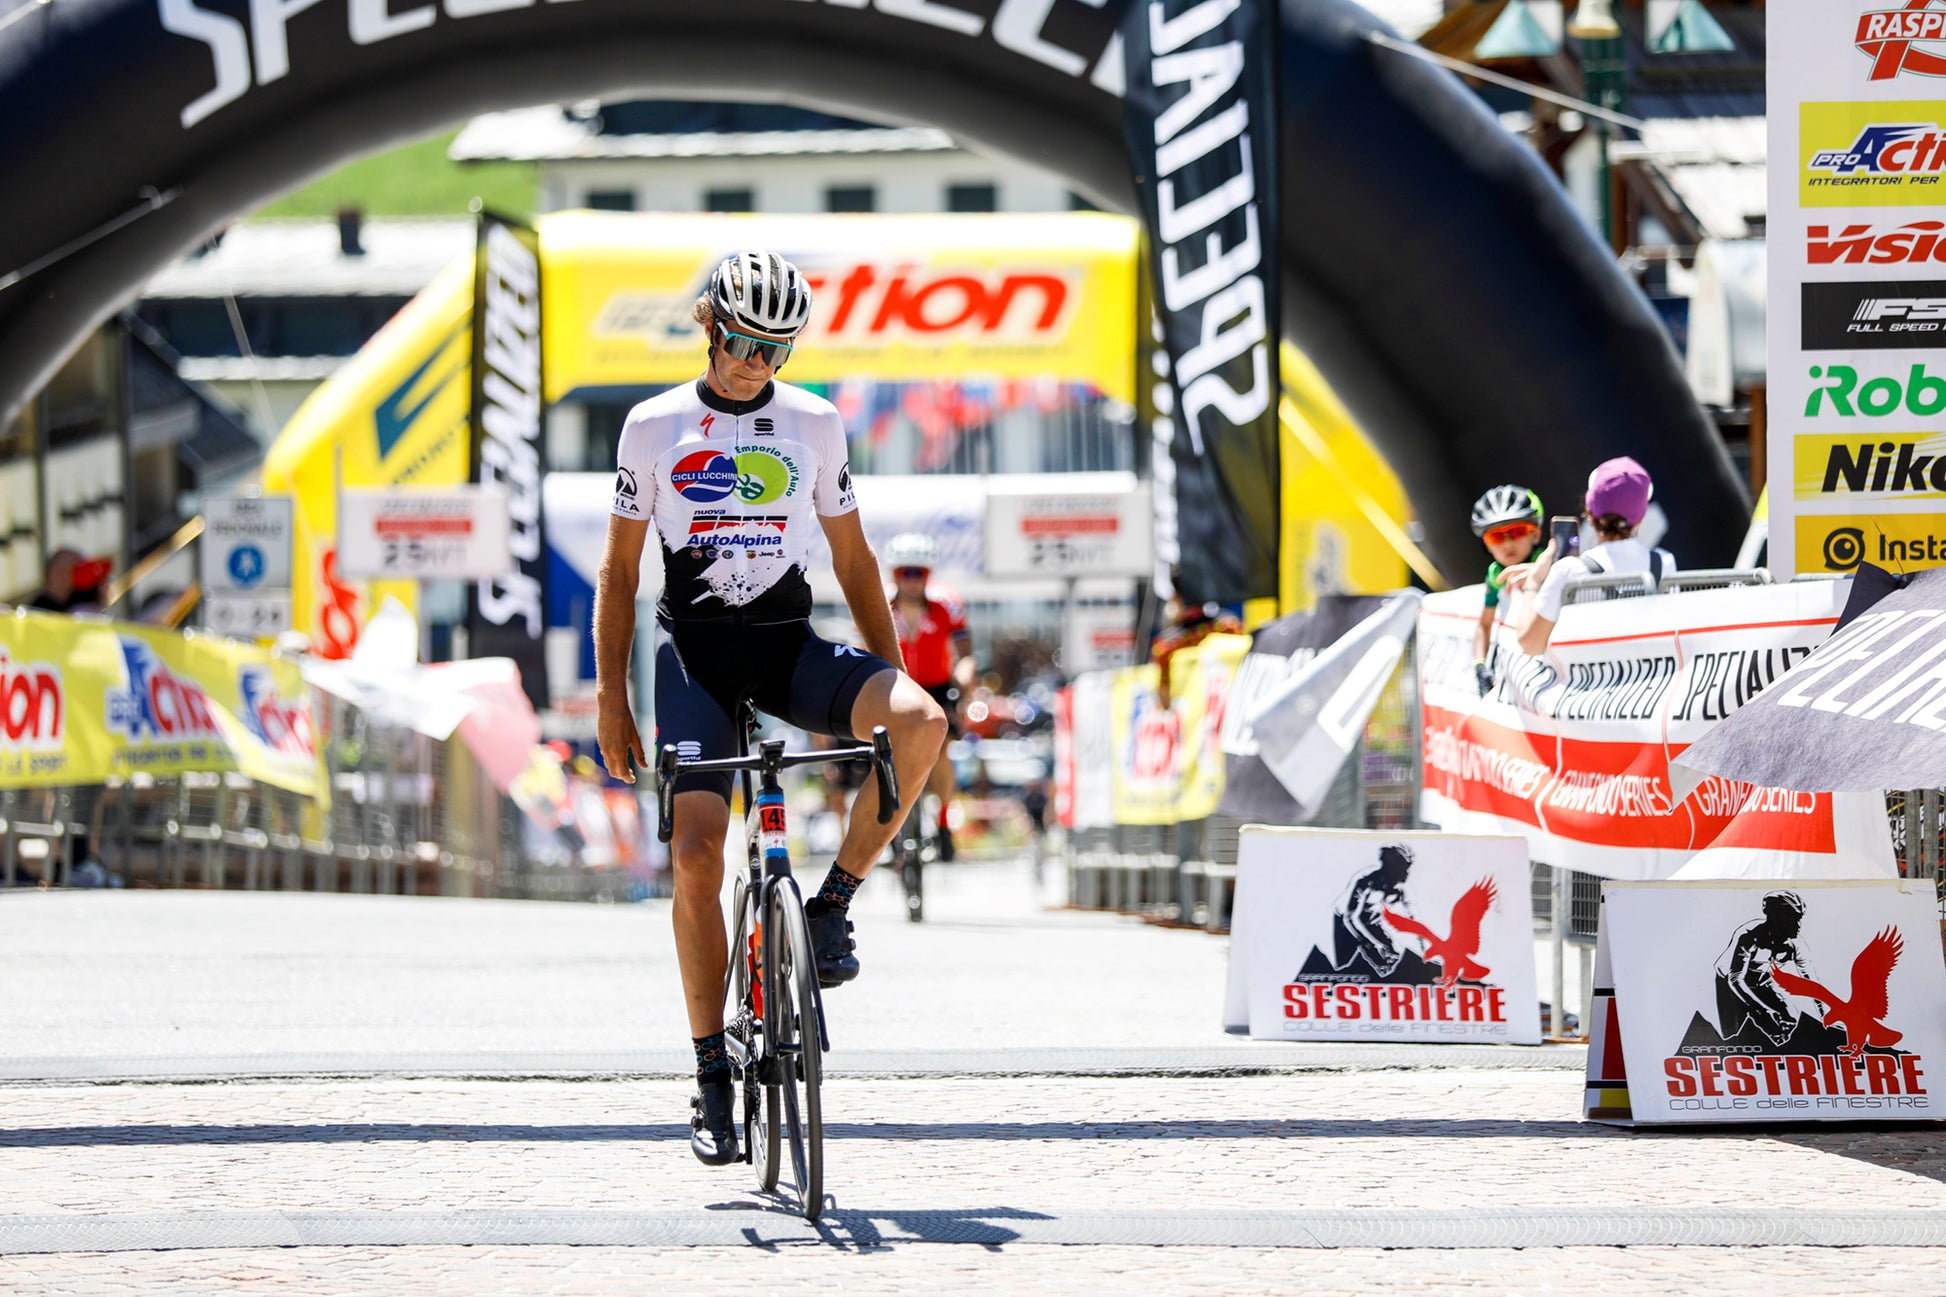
[1663,892,1927,1113]
[1856,0,1946,80]
[1281,844,1511,1026]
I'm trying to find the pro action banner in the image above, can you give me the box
[1107,633,1250,825]
[0,611,322,797]
[469,211,549,711]
[1226,826,1539,1043]
[1766,0,1946,576]
[1419,580,1852,878]
[1122,0,1282,604]
[1596,880,1946,1124]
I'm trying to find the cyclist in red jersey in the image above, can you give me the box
[885,533,975,859]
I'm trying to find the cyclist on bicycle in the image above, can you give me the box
[593,251,948,1168]
[884,532,976,861]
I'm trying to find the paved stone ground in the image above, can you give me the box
[1,861,1944,1294]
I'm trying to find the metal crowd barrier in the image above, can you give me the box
[1,693,637,902]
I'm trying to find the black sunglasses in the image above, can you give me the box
[717,325,794,368]
[894,567,929,579]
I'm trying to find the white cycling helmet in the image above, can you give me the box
[885,532,939,571]
[708,250,814,338]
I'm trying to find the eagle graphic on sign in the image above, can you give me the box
[1771,926,1906,1058]
[1383,878,1498,988]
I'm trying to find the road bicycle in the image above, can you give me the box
[890,791,940,923]
[657,703,897,1223]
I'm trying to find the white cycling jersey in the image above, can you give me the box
[611,378,858,622]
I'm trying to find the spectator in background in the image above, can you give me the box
[1511,457,1678,656]
[31,549,111,614]
[1468,485,1545,696]
[1151,597,1243,708]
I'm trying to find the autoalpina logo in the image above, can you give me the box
[1281,845,1511,1026]
[1662,892,1927,1109]
[1856,0,1946,79]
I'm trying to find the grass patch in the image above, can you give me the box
[248,130,538,221]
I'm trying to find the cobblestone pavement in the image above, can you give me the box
[2,863,1944,1293]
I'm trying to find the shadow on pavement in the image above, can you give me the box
[1764,1129,1946,1185]
[0,1116,1622,1146]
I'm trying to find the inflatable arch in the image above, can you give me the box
[0,0,1746,577]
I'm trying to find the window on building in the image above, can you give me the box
[947,183,998,213]
[705,187,755,212]
[825,185,876,213]
[586,189,637,212]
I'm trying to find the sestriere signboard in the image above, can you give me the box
[1227,826,1540,1043]
[1589,880,1946,1124]
[1769,0,1946,576]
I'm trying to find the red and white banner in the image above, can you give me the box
[1419,581,1856,878]
[1591,880,1946,1124]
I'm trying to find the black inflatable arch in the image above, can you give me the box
[0,0,1746,577]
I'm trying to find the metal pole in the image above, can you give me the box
[1551,865,1568,1037]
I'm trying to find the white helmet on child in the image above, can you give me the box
[885,532,939,571]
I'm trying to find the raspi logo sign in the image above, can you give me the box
[1857,0,1946,79]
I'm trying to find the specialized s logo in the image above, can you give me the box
[1857,0,1946,79]
[1663,892,1927,1106]
[105,638,223,744]
[672,451,738,502]
[699,414,716,436]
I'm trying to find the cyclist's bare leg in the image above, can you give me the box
[835,670,947,879]
[670,789,732,1037]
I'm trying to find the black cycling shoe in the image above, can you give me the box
[690,1076,738,1166]
[806,906,860,987]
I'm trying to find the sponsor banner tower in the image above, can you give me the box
[1770,0,1946,575]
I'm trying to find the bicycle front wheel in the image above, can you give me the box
[728,876,778,1193]
[767,882,825,1221]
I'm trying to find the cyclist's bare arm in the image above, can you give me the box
[595,512,651,782]
[821,510,905,671]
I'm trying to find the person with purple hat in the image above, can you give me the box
[1510,456,1677,656]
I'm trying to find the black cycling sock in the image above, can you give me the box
[693,1031,731,1082]
[807,864,865,916]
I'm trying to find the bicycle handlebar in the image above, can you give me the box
[656,726,901,843]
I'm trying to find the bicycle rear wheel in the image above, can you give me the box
[767,882,825,1221]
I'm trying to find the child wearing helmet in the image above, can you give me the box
[1469,485,1544,696]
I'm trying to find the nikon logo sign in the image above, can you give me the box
[1796,434,1946,499]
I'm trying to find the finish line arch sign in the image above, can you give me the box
[0,0,1748,583]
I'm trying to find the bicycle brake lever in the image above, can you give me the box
[870,726,899,824]
[656,744,680,844]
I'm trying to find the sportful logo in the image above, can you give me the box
[237,665,315,760]
[1857,0,1946,79]
[1281,844,1512,1026]
[1809,221,1946,264]
[105,638,223,744]
[1662,892,1925,1108]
